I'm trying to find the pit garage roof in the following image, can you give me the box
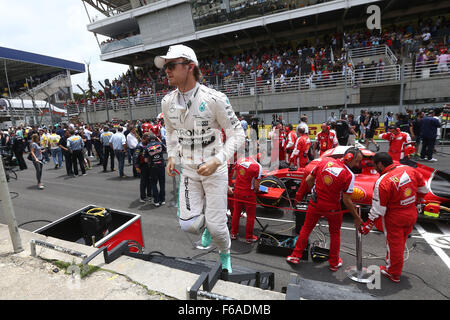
[0,46,85,86]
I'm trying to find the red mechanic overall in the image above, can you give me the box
[289,157,355,269]
[316,129,338,156]
[379,129,412,161]
[360,164,429,281]
[231,156,263,243]
[291,133,311,168]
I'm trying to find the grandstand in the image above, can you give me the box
[80,0,449,125]
[0,46,85,125]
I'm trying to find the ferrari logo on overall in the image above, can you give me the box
[199,102,206,112]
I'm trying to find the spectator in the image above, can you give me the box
[48,128,62,169]
[347,114,358,146]
[110,126,127,178]
[327,112,337,123]
[91,127,104,166]
[30,133,44,189]
[420,110,441,162]
[39,128,50,163]
[384,112,395,132]
[58,130,73,177]
[364,112,380,151]
[411,111,424,157]
[10,129,27,170]
[145,132,165,206]
[126,125,140,178]
[135,132,152,203]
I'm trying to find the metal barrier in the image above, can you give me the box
[63,59,449,120]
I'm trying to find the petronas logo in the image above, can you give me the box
[199,102,206,112]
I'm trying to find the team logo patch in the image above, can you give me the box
[199,102,206,112]
[239,168,246,176]
[323,175,333,186]
[327,162,334,168]
[404,188,412,197]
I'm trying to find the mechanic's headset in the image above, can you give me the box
[344,147,360,162]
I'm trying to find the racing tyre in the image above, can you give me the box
[257,175,288,209]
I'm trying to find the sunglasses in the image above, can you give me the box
[163,61,190,70]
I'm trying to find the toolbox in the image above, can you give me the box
[34,205,144,252]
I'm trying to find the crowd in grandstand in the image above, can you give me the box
[60,16,449,109]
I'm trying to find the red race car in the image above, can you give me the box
[255,145,450,223]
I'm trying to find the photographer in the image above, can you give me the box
[335,113,350,146]
[364,111,380,151]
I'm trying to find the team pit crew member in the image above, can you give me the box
[285,124,297,166]
[290,127,311,168]
[269,121,287,163]
[379,125,412,161]
[230,155,263,243]
[286,148,364,270]
[314,122,338,158]
[359,152,429,283]
[158,44,245,273]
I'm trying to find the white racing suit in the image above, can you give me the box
[162,83,245,253]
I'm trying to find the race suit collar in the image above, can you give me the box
[177,82,200,110]
[381,163,397,175]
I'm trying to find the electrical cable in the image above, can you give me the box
[18,219,53,228]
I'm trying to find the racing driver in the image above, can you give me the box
[156,44,245,273]
[286,147,364,270]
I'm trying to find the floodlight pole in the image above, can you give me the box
[98,81,110,123]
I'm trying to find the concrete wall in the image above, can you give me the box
[137,3,195,44]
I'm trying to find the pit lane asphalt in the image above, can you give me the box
[1,142,449,300]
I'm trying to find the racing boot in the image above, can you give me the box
[201,228,212,248]
[219,251,232,274]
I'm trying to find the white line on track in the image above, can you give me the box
[414,224,450,270]
[257,216,450,270]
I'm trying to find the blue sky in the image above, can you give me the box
[0,0,129,93]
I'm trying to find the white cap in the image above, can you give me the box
[154,44,198,69]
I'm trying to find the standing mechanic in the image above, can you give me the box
[230,155,263,243]
[359,152,429,282]
[290,127,310,168]
[157,44,245,273]
[287,148,364,271]
[314,122,338,158]
[379,125,412,161]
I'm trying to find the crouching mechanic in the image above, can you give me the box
[359,152,429,283]
[231,154,263,243]
[157,44,245,273]
[286,148,364,270]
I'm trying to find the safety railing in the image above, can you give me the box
[67,59,449,117]
[349,45,387,59]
